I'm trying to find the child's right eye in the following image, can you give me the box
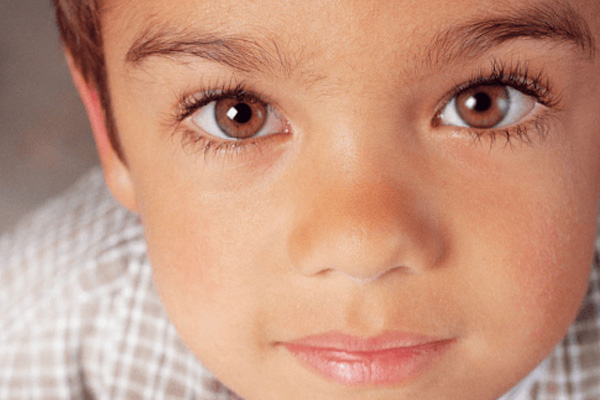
[190,96,289,141]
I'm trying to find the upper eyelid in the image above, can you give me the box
[447,75,549,106]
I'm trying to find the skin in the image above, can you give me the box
[71,0,600,399]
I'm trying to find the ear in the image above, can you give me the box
[65,53,138,213]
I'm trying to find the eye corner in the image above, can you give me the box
[430,112,443,129]
[430,95,454,129]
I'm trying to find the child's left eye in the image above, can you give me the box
[190,97,288,141]
[438,85,537,129]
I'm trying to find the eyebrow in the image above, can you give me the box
[126,25,296,76]
[125,1,596,76]
[424,1,596,67]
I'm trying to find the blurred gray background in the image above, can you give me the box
[0,1,98,234]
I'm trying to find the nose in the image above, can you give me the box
[286,154,445,282]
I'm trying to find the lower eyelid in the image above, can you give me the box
[176,124,293,162]
[463,112,554,147]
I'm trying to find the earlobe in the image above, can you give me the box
[65,53,138,213]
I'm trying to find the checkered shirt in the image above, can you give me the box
[0,168,599,399]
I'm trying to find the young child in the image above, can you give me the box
[1,0,599,398]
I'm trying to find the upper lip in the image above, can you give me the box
[283,330,453,352]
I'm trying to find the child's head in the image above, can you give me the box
[55,0,600,399]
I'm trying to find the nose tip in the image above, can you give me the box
[289,222,443,281]
[286,183,445,282]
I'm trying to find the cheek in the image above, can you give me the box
[500,208,592,338]
[136,172,280,362]
[452,146,600,356]
[144,195,246,305]
[512,157,600,336]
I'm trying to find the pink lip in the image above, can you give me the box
[282,331,454,386]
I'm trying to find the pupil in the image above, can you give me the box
[472,92,492,112]
[228,103,253,124]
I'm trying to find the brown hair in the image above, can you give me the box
[52,0,123,158]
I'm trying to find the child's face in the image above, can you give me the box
[96,0,600,398]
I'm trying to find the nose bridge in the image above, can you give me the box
[286,145,444,280]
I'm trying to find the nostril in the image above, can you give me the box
[320,265,413,283]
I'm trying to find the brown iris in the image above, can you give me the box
[456,85,510,128]
[215,98,267,139]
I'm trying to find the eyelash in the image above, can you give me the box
[176,81,260,121]
[173,60,560,158]
[432,60,561,146]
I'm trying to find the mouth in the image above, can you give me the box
[281,331,455,386]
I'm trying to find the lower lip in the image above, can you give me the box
[283,336,453,386]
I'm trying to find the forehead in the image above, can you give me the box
[102,0,598,80]
[103,0,599,41]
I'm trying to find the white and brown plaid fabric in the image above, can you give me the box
[0,168,599,399]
